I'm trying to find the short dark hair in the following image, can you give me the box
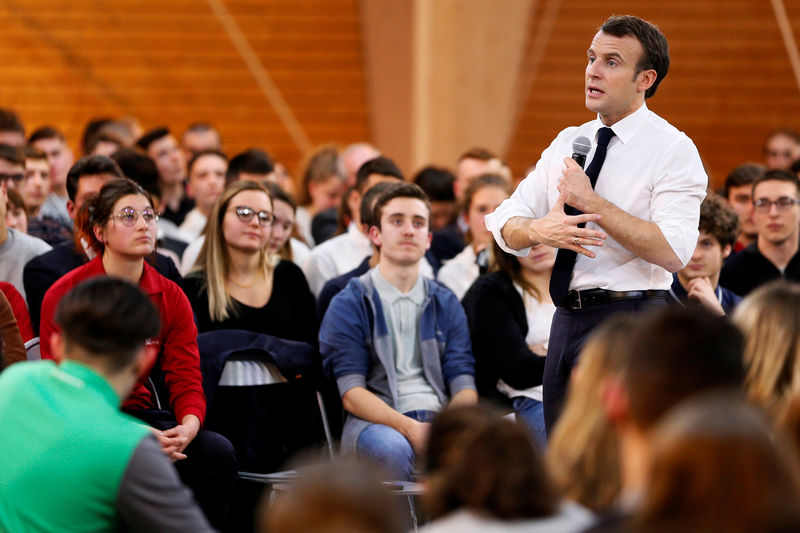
[0,109,25,136]
[81,118,113,155]
[723,163,765,199]
[0,144,25,167]
[371,182,431,231]
[28,125,65,144]
[355,156,404,193]
[22,146,47,164]
[413,166,456,202]
[699,192,739,249]
[183,122,220,140]
[457,147,496,163]
[55,277,160,372]
[600,15,670,99]
[360,181,398,228]
[752,169,800,198]
[111,148,161,199]
[227,148,274,183]
[625,307,744,430]
[66,155,125,202]
[187,149,227,175]
[135,127,171,152]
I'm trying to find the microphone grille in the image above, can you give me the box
[573,136,592,156]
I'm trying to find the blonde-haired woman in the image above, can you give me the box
[183,180,317,345]
[546,314,636,512]
[733,280,800,419]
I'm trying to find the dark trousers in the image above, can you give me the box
[543,298,666,434]
[126,409,237,531]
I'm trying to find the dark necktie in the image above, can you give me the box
[548,127,615,306]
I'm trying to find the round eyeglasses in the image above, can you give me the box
[111,207,158,226]
[232,206,274,226]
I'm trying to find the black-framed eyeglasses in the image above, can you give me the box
[753,197,800,212]
[111,207,158,226]
[0,173,24,186]
[232,206,273,226]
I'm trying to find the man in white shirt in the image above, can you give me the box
[178,150,227,242]
[485,15,706,432]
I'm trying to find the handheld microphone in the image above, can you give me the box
[572,136,591,169]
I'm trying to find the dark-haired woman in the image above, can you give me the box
[38,177,234,530]
[462,241,555,447]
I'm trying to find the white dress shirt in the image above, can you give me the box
[436,245,478,300]
[303,222,372,296]
[485,103,707,292]
[177,208,208,242]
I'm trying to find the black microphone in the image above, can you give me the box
[572,136,591,169]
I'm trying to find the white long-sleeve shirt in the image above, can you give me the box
[485,103,707,292]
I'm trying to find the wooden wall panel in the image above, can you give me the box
[0,0,370,179]
[506,1,800,189]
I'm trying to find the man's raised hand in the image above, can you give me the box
[530,193,606,258]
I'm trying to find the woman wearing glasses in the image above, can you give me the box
[182,180,317,345]
[37,178,235,530]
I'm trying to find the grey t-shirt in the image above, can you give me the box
[0,228,51,300]
[117,435,215,532]
[371,268,441,414]
[39,193,72,229]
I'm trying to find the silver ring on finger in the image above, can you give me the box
[573,236,580,246]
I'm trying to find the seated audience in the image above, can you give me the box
[319,183,477,480]
[0,277,214,532]
[5,187,27,233]
[24,155,180,333]
[461,241,554,446]
[0,143,25,192]
[763,128,800,170]
[420,405,593,533]
[29,125,74,228]
[547,315,635,513]
[0,281,32,344]
[413,165,457,232]
[0,288,25,366]
[178,149,227,241]
[721,169,800,295]
[733,281,800,419]
[304,156,406,296]
[631,393,800,533]
[0,175,51,300]
[722,162,764,253]
[136,127,192,225]
[39,178,235,530]
[183,180,317,345]
[586,307,744,532]
[261,459,405,533]
[667,192,741,315]
[295,145,346,246]
[22,147,72,246]
[438,174,511,299]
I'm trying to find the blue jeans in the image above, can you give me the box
[513,396,547,451]
[356,409,437,481]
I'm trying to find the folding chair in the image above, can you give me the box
[24,337,40,361]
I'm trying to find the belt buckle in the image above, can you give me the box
[574,290,582,310]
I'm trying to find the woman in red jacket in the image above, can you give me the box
[39,178,234,530]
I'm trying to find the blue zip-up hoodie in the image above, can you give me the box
[319,270,476,452]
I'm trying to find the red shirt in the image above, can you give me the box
[0,281,33,343]
[39,256,206,424]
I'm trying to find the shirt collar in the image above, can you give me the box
[370,266,425,305]
[594,101,649,145]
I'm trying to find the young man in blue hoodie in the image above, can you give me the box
[320,182,477,480]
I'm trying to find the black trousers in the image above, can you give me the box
[543,298,666,434]
[126,409,237,531]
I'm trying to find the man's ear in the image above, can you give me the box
[601,374,630,426]
[722,243,732,259]
[135,344,159,381]
[426,231,432,250]
[185,180,196,200]
[50,332,65,363]
[369,225,381,248]
[66,200,76,221]
[637,69,657,94]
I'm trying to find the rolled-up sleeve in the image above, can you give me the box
[650,137,707,267]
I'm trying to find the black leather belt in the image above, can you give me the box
[563,289,667,310]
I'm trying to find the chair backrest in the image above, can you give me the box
[197,330,332,473]
[25,337,40,361]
